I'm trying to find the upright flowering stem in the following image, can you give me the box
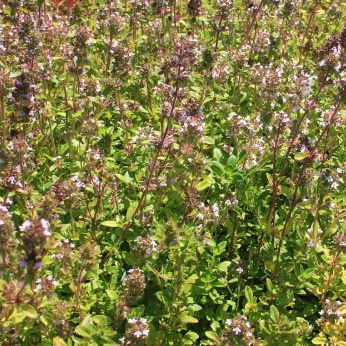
[105,25,114,75]
[172,0,177,28]
[130,79,180,222]
[270,130,282,245]
[74,266,85,313]
[321,250,341,303]
[128,31,199,224]
[275,102,341,274]
[214,9,226,53]
[131,10,137,41]
[239,0,264,49]
[275,158,309,274]
[90,179,108,241]
[214,0,233,53]
[228,213,238,259]
[298,0,320,62]
[278,72,329,178]
[315,126,330,199]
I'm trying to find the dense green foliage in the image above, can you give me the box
[1,0,346,345]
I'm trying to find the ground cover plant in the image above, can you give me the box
[1,0,346,345]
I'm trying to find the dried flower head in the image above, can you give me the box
[188,0,202,18]
[2,280,26,305]
[122,268,146,303]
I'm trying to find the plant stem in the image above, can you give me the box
[0,94,5,147]
[275,102,341,273]
[239,0,264,49]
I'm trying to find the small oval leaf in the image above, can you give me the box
[21,304,38,319]
[101,220,120,227]
[205,331,219,341]
[244,286,253,303]
[270,305,280,323]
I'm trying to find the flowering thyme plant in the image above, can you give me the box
[0,0,346,345]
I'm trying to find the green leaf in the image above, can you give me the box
[203,136,215,145]
[270,305,280,323]
[195,176,215,191]
[21,304,38,319]
[205,331,219,341]
[106,289,118,300]
[180,313,198,324]
[43,154,57,163]
[182,331,199,344]
[40,341,53,346]
[156,291,166,304]
[126,200,138,221]
[213,148,223,161]
[266,173,273,185]
[190,304,202,312]
[279,185,292,198]
[266,278,273,293]
[213,241,227,255]
[226,155,237,168]
[101,220,120,227]
[147,327,166,346]
[53,337,68,346]
[210,161,224,176]
[218,261,231,272]
[239,92,248,105]
[75,325,91,338]
[312,336,328,345]
[244,286,253,303]
[80,315,94,326]
[185,274,198,284]
[4,310,26,326]
[294,152,309,161]
[115,172,134,185]
[230,172,243,182]
[40,315,49,326]
[92,315,113,326]
[75,324,97,338]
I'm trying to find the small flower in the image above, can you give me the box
[133,330,142,338]
[121,317,149,345]
[19,220,32,232]
[19,219,51,267]
[236,267,244,274]
[133,235,157,259]
[212,203,219,217]
[34,275,58,294]
[233,326,242,335]
[220,315,256,345]
[319,299,344,323]
[333,232,346,253]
